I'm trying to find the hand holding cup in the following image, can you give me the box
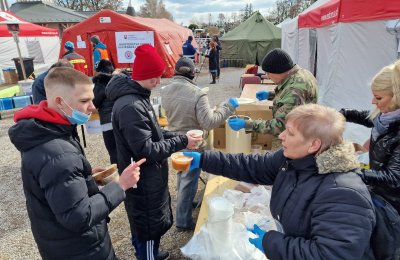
[186,129,203,149]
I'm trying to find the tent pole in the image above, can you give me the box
[12,31,27,81]
[4,0,9,10]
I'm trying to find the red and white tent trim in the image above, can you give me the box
[298,0,400,28]
[0,11,58,37]
[0,11,60,72]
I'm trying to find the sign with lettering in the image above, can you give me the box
[115,31,154,63]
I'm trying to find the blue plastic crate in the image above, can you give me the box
[0,97,14,110]
[13,95,32,108]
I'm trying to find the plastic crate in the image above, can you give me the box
[13,95,32,108]
[0,97,14,110]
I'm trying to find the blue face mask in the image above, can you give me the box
[60,98,91,125]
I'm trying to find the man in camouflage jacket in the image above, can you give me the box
[229,49,318,136]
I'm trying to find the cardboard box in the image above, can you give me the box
[237,104,273,150]
[213,104,274,150]
[213,124,226,149]
[3,69,18,84]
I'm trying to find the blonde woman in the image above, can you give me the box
[340,60,400,213]
[184,104,375,259]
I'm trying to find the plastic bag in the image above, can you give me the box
[181,187,277,260]
[358,152,370,169]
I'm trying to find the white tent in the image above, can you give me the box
[0,11,60,80]
[281,0,400,143]
[281,0,330,72]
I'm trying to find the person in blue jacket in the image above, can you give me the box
[182,36,197,61]
[91,35,109,72]
[184,104,376,260]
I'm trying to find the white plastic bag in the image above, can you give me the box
[181,187,276,260]
[357,152,370,169]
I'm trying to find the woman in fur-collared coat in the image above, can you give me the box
[184,104,376,259]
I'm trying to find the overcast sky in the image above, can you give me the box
[123,0,276,26]
[6,0,276,26]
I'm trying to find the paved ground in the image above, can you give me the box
[0,67,244,260]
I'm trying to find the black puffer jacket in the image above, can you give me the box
[8,104,125,260]
[341,109,400,212]
[93,73,114,125]
[202,142,376,260]
[106,74,188,241]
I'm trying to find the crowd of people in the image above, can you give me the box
[7,31,400,260]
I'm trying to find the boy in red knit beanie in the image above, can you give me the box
[105,44,202,260]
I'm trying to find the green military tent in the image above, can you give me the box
[221,12,281,65]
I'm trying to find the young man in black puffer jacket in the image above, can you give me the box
[106,44,201,260]
[8,67,143,260]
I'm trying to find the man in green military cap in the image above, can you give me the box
[229,48,318,136]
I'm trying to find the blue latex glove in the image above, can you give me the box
[228,98,239,108]
[256,90,270,101]
[228,118,246,131]
[182,151,202,172]
[248,224,266,254]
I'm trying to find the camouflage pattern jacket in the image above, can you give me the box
[246,65,318,135]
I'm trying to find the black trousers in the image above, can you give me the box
[102,130,118,164]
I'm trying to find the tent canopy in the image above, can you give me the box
[61,9,194,77]
[281,0,400,144]
[0,11,60,70]
[221,12,281,65]
[0,11,58,37]
[299,0,400,28]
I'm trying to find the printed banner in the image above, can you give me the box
[115,31,154,63]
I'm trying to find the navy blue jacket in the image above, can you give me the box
[182,40,196,57]
[202,142,376,260]
[32,71,48,104]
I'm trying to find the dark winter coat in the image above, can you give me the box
[215,40,222,63]
[207,48,217,71]
[201,142,376,260]
[341,109,400,212]
[8,102,125,260]
[182,40,197,57]
[92,73,114,125]
[106,74,188,241]
[31,71,48,104]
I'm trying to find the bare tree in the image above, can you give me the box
[266,0,314,24]
[139,0,173,20]
[217,13,225,28]
[240,3,254,22]
[208,13,213,26]
[54,0,122,11]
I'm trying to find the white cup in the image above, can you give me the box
[187,129,203,149]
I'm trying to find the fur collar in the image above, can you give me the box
[316,141,359,174]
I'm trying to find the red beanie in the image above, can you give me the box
[132,44,165,80]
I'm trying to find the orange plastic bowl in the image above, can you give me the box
[171,152,193,171]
